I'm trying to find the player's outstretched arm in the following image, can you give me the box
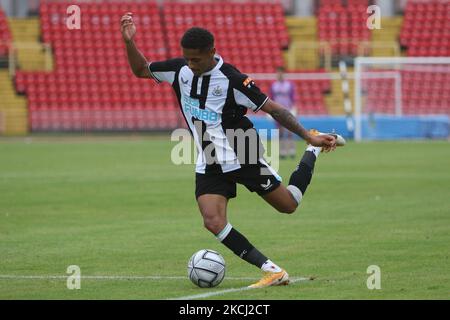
[261,99,336,149]
[120,12,150,78]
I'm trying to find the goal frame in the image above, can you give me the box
[354,57,450,142]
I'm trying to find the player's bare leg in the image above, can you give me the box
[197,194,289,288]
[197,194,228,235]
[261,184,298,214]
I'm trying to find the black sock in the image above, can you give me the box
[221,227,268,268]
[288,151,317,195]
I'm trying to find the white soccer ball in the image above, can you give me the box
[187,249,226,288]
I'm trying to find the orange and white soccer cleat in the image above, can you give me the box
[248,270,290,289]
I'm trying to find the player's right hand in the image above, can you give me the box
[120,12,136,43]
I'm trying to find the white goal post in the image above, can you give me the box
[354,57,450,142]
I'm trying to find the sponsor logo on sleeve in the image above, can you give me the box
[243,77,254,88]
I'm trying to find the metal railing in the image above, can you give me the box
[287,39,402,71]
[288,40,332,71]
[357,41,401,57]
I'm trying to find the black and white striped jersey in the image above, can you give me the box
[148,55,269,174]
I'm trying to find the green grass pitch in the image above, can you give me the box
[0,136,449,299]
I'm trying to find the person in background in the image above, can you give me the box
[270,66,297,159]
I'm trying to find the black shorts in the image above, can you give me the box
[195,159,282,199]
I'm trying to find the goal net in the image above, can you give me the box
[354,57,450,141]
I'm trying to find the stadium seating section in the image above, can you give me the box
[327,0,449,115]
[15,1,295,131]
[17,1,177,131]
[366,0,450,115]
[6,0,450,131]
[400,0,450,57]
[364,66,450,115]
[257,70,330,115]
[318,0,371,56]
[163,2,287,72]
[0,7,11,56]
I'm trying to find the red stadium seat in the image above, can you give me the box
[0,8,12,56]
[317,0,371,56]
[162,2,288,73]
[401,0,450,57]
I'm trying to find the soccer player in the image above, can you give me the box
[270,66,297,159]
[121,13,345,288]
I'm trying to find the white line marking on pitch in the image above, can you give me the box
[170,277,311,300]
[0,275,259,281]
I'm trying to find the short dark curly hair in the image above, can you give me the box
[180,27,215,51]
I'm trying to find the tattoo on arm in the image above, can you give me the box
[270,107,310,142]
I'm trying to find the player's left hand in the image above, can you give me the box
[308,134,336,152]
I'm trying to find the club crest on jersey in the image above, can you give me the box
[212,85,223,96]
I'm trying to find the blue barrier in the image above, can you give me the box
[248,115,449,140]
